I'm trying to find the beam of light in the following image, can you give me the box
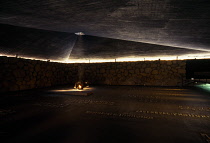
[92,34,210,52]
[67,34,78,61]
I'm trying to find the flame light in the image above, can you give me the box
[78,84,83,90]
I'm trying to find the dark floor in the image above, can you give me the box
[1,85,210,143]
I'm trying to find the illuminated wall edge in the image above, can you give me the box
[1,53,210,63]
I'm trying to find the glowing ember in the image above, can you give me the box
[78,84,83,90]
[74,81,84,90]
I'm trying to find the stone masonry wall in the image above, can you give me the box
[82,60,186,86]
[0,56,79,92]
[0,56,186,92]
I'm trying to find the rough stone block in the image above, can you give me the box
[152,70,159,75]
[129,70,134,74]
[178,69,185,74]
[167,61,172,65]
[154,75,162,80]
[145,68,152,73]
[135,69,139,74]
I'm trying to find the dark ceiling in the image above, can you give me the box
[70,35,206,62]
[0,24,206,61]
[0,24,77,61]
[0,0,210,61]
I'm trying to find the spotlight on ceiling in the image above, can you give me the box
[75,32,85,35]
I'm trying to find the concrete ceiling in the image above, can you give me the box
[0,24,77,61]
[0,24,207,62]
[70,35,207,62]
[1,0,210,51]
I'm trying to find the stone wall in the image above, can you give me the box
[0,56,79,92]
[0,56,186,92]
[82,60,186,86]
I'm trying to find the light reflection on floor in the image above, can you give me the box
[50,87,94,92]
[1,86,210,143]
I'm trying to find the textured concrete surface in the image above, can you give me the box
[0,24,77,61]
[1,0,210,51]
[0,85,210,143]
[0,24,207,62]
[70,35,206,61]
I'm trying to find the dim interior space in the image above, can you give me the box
[1,0,210,143]
[0,85,210,143]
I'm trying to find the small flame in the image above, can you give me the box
[78,84,83,90]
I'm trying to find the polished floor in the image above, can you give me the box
[1,85,210,143]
